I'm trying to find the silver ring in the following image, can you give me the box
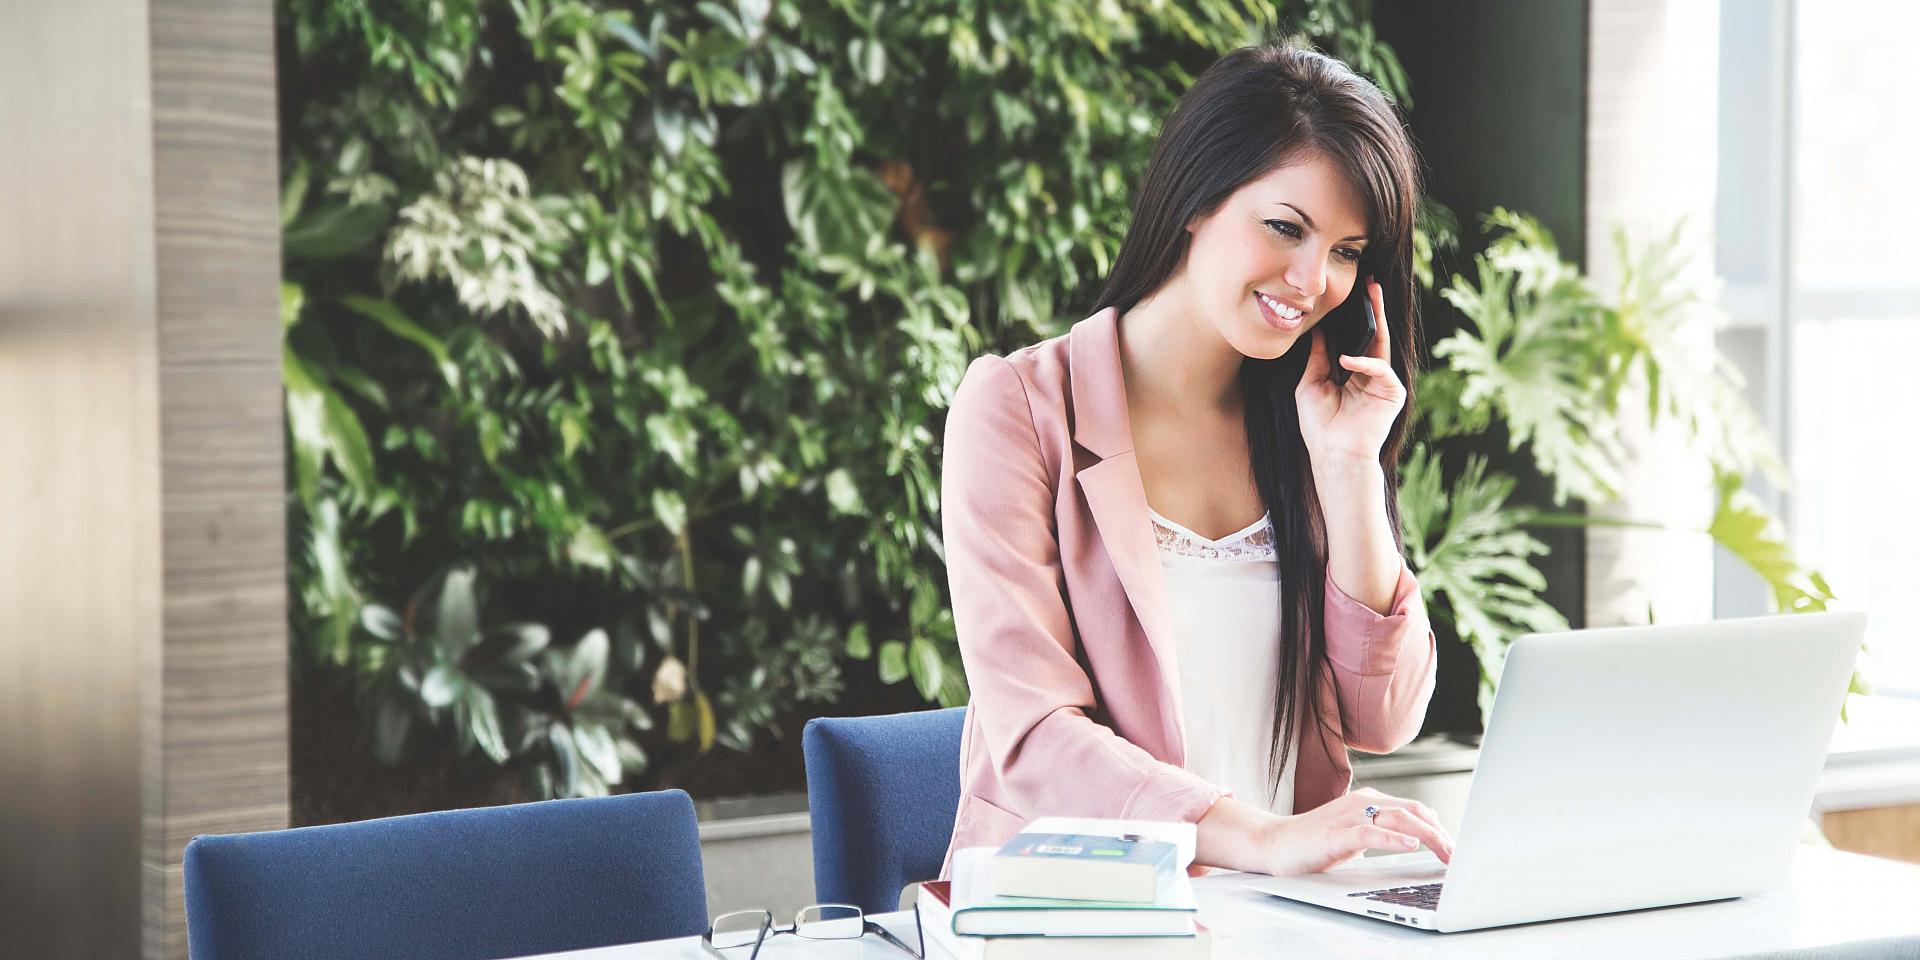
[1364,804,1380,823]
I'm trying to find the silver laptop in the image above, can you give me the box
[1244,611,1866,933]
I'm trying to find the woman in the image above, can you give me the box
[940,41,1454,878]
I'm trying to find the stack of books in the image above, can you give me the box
[914,817,1212,959]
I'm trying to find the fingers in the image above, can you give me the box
[1366,279,1391,363]
[1396,800,1451,849]
[1345,790,1453,862]
[1336,355,1394,378]
[1336,355,1406,401]
[1301,326,1329,382]
[1329,824,1424,861]
[1371,807,1453,864]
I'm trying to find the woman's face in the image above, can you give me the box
[1179,152,1372,360]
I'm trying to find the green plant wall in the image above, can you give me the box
[279,0,1414,806]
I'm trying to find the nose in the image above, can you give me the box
[1281,253,1329,300]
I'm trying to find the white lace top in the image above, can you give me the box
[1149,506,1299,815]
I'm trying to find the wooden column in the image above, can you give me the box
[0,1,288,958]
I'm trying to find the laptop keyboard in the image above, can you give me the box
[1350,882,1443,911]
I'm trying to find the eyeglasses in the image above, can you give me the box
[702,904,923,959]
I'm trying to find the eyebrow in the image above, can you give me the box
[1275,201,1368,243]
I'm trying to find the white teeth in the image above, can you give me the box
[1258,293,1303,320]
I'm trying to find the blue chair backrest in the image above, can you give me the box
[804,707,966,913]
[184,790,708,960]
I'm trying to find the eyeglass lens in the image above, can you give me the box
[708,909,772,950]
[795,904,865,939]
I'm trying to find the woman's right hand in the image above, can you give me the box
[1260,787,1454,876]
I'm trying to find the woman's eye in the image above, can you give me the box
[1263,219,1302,239]
[1336,247,1363,263]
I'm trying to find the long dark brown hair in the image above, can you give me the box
[1090,41,1423,802]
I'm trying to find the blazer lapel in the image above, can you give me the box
[1068,308,1188,763]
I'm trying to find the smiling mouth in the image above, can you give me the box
[1255,290,1306,329]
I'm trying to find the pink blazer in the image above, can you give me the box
[939,306,1437,872]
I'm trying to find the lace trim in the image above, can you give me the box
[1149,507,1276,561]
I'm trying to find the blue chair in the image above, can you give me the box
[805,707,967,913]
[184,790,708,960]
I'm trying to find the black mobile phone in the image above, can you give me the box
[1327,275,1377,387]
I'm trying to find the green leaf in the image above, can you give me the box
[284,343,375,498]
[857,36,886,84]
[573,723,623,784]
[845,622,871,659]
[280,157,310,228]
[283,202,391,259]
[694,689,716,751]
[421,663,461,708]
[936,663,970,709]
[825,467,865,515]
[646,606,673,648]
[877,640,908,685]
[908,637,943,701]
[320,389,376,493]
[360,605,404,642]
[651,489,687,538]
[559,412,586,459]
[666,690,715,751]
[616,737,649,775]
[486,622,551,663]
[436,566,481,659]
[563,628,611,707]
[741,555,762,597]
[281,281,305,331]
[909,579,940,625]
[780,160,898,260]
[371,697,411,764]
[300,497,360,663]
[282,348,328,506]
[644,414,698,471]
[341,295,459,388]
[328,365,389,410]
[652,102,686,156]
[605,17,657,58]
[548,723,581,797]
[338,137,368,175]
[1399,444,1568,722]
[568,524,615,570]
[1606,219,1783,481]
[1707,468,1835,614]
[667,699,694,743]
[462,685,510,764]
[1434,240,1621,505]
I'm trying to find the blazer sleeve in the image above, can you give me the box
[1322,562,1438,754]
[942,355,1228,824]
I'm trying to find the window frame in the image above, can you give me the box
[1713,0,1920,698]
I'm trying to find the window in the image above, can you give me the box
[1716,0,1920,697]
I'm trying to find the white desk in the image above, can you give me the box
[515,847,1920,960]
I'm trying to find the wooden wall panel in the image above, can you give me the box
[1824,806,1920,866]
[149,1,289,958]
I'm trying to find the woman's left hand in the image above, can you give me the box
[1295,279,1406,464]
